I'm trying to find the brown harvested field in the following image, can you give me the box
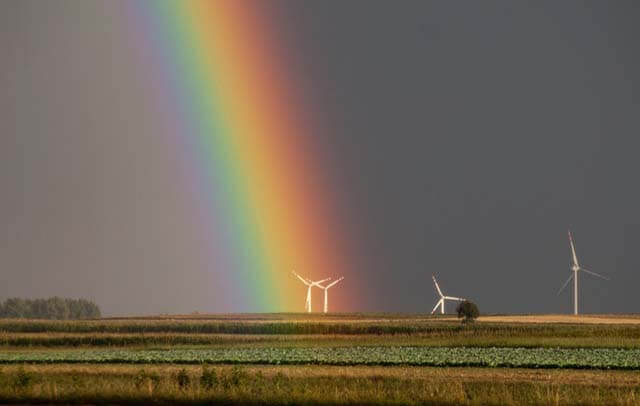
[3,363,640,386]
[2,364,640,405]
[102,313,640,324]
[479,314,640,324]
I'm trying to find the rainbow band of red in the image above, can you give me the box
[129,1,351,310]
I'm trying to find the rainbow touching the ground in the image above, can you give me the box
[127,1,354,311]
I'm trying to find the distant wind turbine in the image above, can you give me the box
[292,271,331,313]
[317,277,344,313]
[558,230,608,315]
[431,275,465,314]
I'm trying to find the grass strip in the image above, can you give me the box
[1,364,639,405]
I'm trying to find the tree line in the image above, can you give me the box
[0,297,101,319]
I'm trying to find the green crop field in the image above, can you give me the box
[1,314,640,405]
[2,346,640,369]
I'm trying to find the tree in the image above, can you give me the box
[1,298,29,318]
[456,300,479,323]
[0,297,101,319]
[32,298,48,319]
[47,297,70,320]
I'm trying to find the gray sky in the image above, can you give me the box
[1,1,639,315]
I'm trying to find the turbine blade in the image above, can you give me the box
[558,273,574,295]
[311,277,332,287]
[292,271,311,286]
[580,268,609,281]
[445,296,465,301]
[325,277,344,289]
[431,299,442,314]
[568,230,579,267]
[432,275,443,297]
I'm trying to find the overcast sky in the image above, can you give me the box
[1,1,639,315]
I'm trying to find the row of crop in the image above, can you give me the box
[2,319,640,337]
[0,320,432,334]
[0,334,253,347]
[1,347,640,369]
[0,332,638,349]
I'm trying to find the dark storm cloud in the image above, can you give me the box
[1,1,639,314]
[277,1,640,313]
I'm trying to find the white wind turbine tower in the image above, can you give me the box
[431,275,465,314]
[558,230,609,315]
[292,271,331,313]
[317,277,344,313]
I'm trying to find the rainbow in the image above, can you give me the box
[127,1,353,311]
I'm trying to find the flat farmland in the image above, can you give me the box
[1,314,640,405]
[480,314,640,324]
[3,314,640,349]
[2,364,640,405]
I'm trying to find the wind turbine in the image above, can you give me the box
[292,271,331,313]
[558,230,608,315]
[431,275,465,314]
[317,277,344,313]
